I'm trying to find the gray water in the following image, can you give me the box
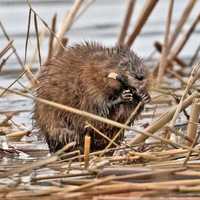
[1,0,200,68]
[0,0,200,152]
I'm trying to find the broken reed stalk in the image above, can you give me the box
[186,98,200,146]
[168,0,197,50]
[6,130,30,141]
[53,0,83,51]
[84,134,91,169]
[118,0,136,46]
[157,0,174,83]
[47,14,57,60]
[0,40,13,59]
[169,12,200,60]
[1,86,200,154]
[125,0,159,47]
[129,92,199,145]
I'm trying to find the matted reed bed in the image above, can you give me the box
[0,0,200,199]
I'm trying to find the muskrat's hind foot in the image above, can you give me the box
[46,135,64,153]
[45,128,77,153]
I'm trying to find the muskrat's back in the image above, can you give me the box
[34,42,150,153]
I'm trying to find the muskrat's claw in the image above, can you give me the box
[141,93,151,103]
[136,85,151,103]
[121,89,133,102]
[138,90,151,103]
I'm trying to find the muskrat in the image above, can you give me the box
[33,42,150,153]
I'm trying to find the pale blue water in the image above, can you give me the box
[0,0,199,149]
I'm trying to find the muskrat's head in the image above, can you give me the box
[108,47,151,103]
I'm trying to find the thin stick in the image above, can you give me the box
[169,12,200,60]
[75,0,95,21]
[166,68,187,85]
[189,44,200,66]
[55,37,68,56]
[86,122,118,147]
[0,40,13,59]
[118,0,136,46]
[33,13,42,66]
[168,0,197,50]
[157,0,174,83]
[24,8,32,65]
[0,70,27,97]
[125,0,159,47]
[84,134,91,169]
[24,64,39,86]
[154,41,187,68]
[100,101,143,157]
[47,14,57,60]
[26,1,66,51]
[0,50,14,71]
[53,0,83,51]
[0,21,24,69]
[0,21,34,85]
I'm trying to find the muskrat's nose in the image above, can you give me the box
[135,74,144,81]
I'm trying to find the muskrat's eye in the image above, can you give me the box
[135,74,144,80]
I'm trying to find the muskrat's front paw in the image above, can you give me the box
[121,89,133,102]
[137,87,151,103]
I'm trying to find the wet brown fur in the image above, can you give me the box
[34,42,150,153]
